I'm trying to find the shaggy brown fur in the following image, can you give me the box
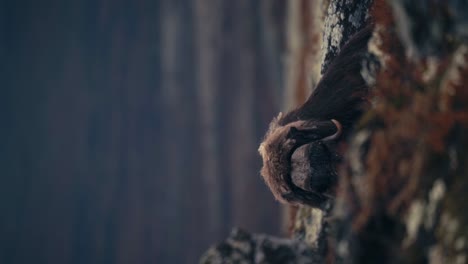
[259,26,373,207]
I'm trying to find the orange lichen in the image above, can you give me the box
[341,0,468,232]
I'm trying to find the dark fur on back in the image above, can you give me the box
[278,26,373,130]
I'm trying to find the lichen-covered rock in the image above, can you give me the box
[321,0,373,73]
[327,1,468,263]
[200,228,323,264]
[390,0,468,58]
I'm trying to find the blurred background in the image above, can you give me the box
[0,1,318,263]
